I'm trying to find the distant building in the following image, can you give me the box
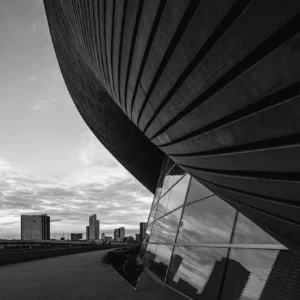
[101,233,105,240]
[71,233,83,241]
[119,227,125,241]
[114,229,119,241]
[96,220,100,240]
[88,214,100,241]
[136,234,140,242]
[105,236,112,242]
[21,214,50,240]
[114,227,125,242]
[86,226,90,241]
[140,222,147,242]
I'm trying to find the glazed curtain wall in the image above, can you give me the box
[141,159,300,300]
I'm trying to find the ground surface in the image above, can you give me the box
[0,249,185,300]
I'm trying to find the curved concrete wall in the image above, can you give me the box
[44,0,300,253]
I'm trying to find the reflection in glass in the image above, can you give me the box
[166,175,191,213]
[139,243,147,262]
[149,218,164,243]
[144,223,153,243]
[232,213,279,245]
[143,243,157,269]
[168,164,186,187]
[148,203,158,225]
[185,178,214,204]
[159,208,183,244]
[152,188,162,208]
[166,246,229,299]
[152,244,173,281]
[220,249,300,300]
[177,196,236,244]
[161,171,175,196]
[155,191,171,220]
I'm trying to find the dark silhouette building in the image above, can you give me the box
[260,250,300,300]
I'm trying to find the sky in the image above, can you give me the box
[0,0,153,239]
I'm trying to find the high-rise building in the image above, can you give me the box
[119,227,125,241]
[71,233,83,241]
[88,214,100,241]
[21,214,50,240]
[260,250,300,300]
[86,226,90,242]
[96,220,100,240]
[101,233,105,240]
[114,227,125,242]
[114,229,119,241]
[140,222,147,242]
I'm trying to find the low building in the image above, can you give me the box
[70,233,82,241]
[105,236,112,242]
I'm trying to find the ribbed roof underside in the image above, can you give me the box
[44,0,300,254]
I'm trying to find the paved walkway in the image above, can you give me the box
[0,250,141,300]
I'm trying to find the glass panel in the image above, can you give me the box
[177,196,236,244]
[185,178,214,204]
[166,174,190,213]
[148,203,158,225]
[168,164,186,187]
[166,246,229,299]
[159,208,183,244]
[161,172,175,196]
[155,191,171,220]
[220,249,300,300]
[144,223,153,243]
[152,188,161,208]
[143,243,157,269]
[139,243,147,262]
[152,244,173,281]
[149,219,164,243]
[232,213,279,245]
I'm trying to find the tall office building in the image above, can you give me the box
[140,222,147,242]
[101,233,105,240]
[96,220,100,240]
[260,250,300,300]
[114,229,119,241]
[88,214,100,241]
[86,226,90,242]
[114,227,125,242]
[21,214,50,240]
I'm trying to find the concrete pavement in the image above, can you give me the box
[0,250,140,300]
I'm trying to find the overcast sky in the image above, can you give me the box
[0,0,152,239]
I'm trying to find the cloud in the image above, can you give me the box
[30,98,59,111]
[51,219,62,223]
[0,155,153,239]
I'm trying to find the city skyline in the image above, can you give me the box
[0,0,153,240]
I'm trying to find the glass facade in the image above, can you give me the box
[141,158,300,300]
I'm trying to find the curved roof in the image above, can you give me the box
[44,0,300,254]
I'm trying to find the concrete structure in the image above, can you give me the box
[21,214,50,240]
[0,250,185,300]
[140,222,147,243]
[101,233,105,240]
[70,233,82,242]
[44,1,300,299]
